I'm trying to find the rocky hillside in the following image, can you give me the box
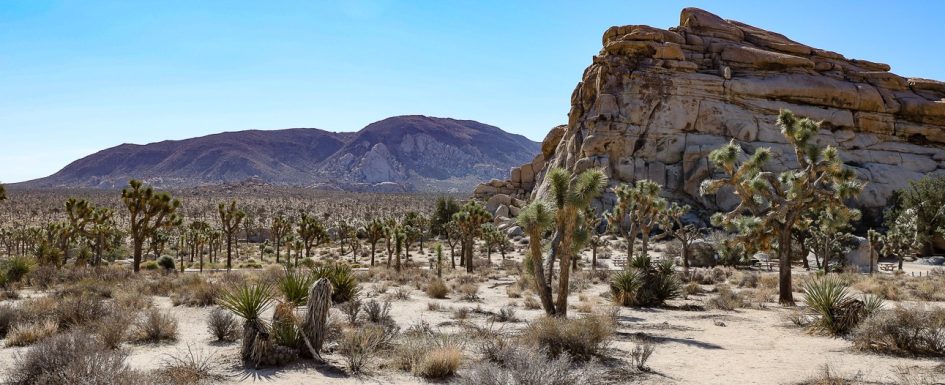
[23,116,539,192]
[477,7,945,222]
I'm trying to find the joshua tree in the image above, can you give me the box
[122,180,181,273]
[701,110,864,305]
[867,229,881,275]
[883,210,922,271]
[583,206,603,271]
[365,218,385,266]
[188,220,210,272]
[452,201,492,273]
[807,207,860,273]
[431,196,460,236]
[87,207,118,266]
[517,201,557,316]
[443,221,460,268]
[659,202,702,274]
[219,201,246,271]
[885,176,945,255]
[481,223,503,262]
[297,212,329,260]
[608,180,665,266]
[346,222,362,263]
[64,198,95,264]
[606,183,638,261]
[393,225,406,273]
[270,214,291,264]
[545,167,607,317]
[434,243,444,278]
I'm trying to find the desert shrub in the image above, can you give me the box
[852,306,945,356]
[521,315,614,361]
[95,308,134,349]
[523,295,540,310]
[610,256,680,307]
[6,319,59,347]
[393,324,462,379]
[415,345,462,379]
[14,297,57,325]
[803,277,883,335]
[157,255,176,271]
[115,290,152,310]
[339,297,362,325]
[170,275,217,307]
[492,306,518,322]
[737,272,759,288]
[278,269,314,306]
[311,263,360,303]
[207,308,240,342]
[156,346,224,384]
[362,299,393,325]
[459,345,605,385]
[131,309,178,343]
[58,278,113,299]
[2,255,34,285]
[0,303,16,338]
[339,324,396,374]
[56,294,109,328]
[629,342,656,371]
[7,331,140,385]
[217,282,274,322]
[683,281,703,296]
[456,283,480,301]
[390,286,411,301]
[425,279,449,299]
[707,284,747,311]
[142,260,159,270]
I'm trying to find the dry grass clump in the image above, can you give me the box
[683,281,704,296]
[361,299,394,325]
[207,308,240,342]
[131,309,179,343]
[425,279,449,299]
[7,331,141,385]
[852,306,945,357]
[338,324,398,374]
[459,344,606,385]
[523,295,541,310]
[389,286,412,301]
[6,319,59,347]
[456,283,480,301]
[156,346,226,384]
[521,314,615,361]
[392,323,463,379]
[707,285,747,311]
[170,275,217,306]
[0,303,16,338]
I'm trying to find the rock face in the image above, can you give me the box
[23,115,539,193]
[477,8,945,220]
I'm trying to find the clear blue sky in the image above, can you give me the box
[2,0,943,183]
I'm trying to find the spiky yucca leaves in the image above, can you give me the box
[517,201,557,316]
[610,270,642,306]
[219,283,275,321]
[279,269,316,306]
[611,255,680,307]
[803,276,883,335]
[701,110,864,305]
[311,263,360,304]
[122,179,181,272]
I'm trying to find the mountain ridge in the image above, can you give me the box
[19,115,539,192]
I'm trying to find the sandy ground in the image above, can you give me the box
[2,246,944,385]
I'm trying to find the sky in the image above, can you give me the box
[1,1,943,183]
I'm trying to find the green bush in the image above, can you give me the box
[610,256,680,307]
[312,263,360,304]
[141,261,159,270]
[156,256,175,271]
[803,276,882,335]
[279,269,315,306]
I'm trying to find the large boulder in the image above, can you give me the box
[476,7,945,221]
[844,236,875,273]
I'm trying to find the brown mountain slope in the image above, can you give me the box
[21,116,539,192]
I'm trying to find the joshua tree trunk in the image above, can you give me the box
[226,236,233,271]
[528,229,556,316]
[681,244,690,274]
[370,242,376,266]
[300,278,332,362]
[464,239,474,273]
[132,239,144,273]
[778,225,795,305]
[554,214,577,318]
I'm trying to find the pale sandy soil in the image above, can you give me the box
[2,244,943,385]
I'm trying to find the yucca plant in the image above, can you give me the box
[218,282,276,362]
[610,256,680,307]
[312,263,360,304]
[219,282,274,322]
[610,270,642,306]
[279,269,315,306]
[803,276,882,335]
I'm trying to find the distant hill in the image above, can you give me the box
[19,116,540,193]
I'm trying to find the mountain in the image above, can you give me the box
[20,116,540,192]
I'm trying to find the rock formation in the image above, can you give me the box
[476,8,945,222]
